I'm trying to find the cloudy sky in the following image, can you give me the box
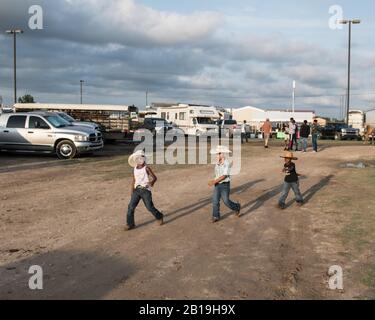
[1,0,375,117]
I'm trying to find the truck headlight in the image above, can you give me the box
[74,135,89,142]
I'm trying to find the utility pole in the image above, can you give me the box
[292,80,296,113]
[80,80,84,104]
[339,19,361,124]
[6,29,23,104]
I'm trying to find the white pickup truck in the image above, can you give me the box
[0,111,103,159]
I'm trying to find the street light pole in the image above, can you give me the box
[6,29,23,104]
[292,80,296,113]
[339,19,361,124]
[80,80,84,104]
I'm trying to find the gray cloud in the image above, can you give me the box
[0,0,374,117]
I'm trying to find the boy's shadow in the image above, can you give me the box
[238,175,332,216]
[136,179,264,228]
[284,174,334,208]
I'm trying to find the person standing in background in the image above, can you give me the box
[299,120,310,153]
[241,120,248,144]
[288,119,297,151]
[261,118,272,149]
[311,119,320,153]
[282,124,290,151]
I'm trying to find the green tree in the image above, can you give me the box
[18,94,35,103]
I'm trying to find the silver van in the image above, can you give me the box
[0,111,103,159]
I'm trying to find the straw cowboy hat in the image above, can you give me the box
[280,151,298,160]
[210,145,232,155]
[128,150,147,168]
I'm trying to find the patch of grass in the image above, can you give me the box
[362,265,375,290]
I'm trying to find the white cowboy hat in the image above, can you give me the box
[210,145,232,155]
[128,150,147,168]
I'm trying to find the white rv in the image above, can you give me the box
[156,104,220,136]
[349,110,365,135]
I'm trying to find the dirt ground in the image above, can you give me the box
[0,141,374,300]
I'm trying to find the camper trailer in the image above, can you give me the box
[349,110,365,135]
[13,103,139,140]
[156,104,220,136]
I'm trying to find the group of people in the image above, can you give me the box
[241,118,320,153]
[125,144,304,230]
[282,118,320,153]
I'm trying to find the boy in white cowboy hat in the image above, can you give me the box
[208,145,241,223]
[126,150,164,230]
[278,151,304,209]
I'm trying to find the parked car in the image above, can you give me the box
[217,119,241,138]
[54,111,102,132]
[141,117,175,136]
[0,112,103,159]
[320,122,361,140]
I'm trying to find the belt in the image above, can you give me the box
[135,185,149,190]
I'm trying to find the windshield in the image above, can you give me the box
[45,115,71,128]
[197,117,215,125]
[152,119,169,126]
[58,113,75,123]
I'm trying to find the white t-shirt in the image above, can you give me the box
[289,122,296,135]
[134,166,150,189]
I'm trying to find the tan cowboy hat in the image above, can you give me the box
[210,145,232,155]
[128,150,147,168]
[280,151,298,160]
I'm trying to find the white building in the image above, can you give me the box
[232,106,315,131]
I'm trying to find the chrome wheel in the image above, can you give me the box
[60,143,73,157]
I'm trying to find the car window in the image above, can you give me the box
[29,116,50,129]
[225,120,237,125]
[6,115,27,128]
[59,113,75,122]
[44,115,70,128]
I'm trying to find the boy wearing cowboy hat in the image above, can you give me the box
[278,151,304,209]
[208,145,241,223]
[126,150,164,231]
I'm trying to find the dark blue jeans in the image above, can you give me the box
[278,181,303,206]
[127,187,163,226]
[312,134,318,152]
[212,182,240,219]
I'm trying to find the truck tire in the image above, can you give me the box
[56,140,77,159]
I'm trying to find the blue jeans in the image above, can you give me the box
[127,187,163,226]
[212,182,240,219]
[278,181,303,206]
[301,137,308,152]
[241,133,248,143]
[312,134,318,152]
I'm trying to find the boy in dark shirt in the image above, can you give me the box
[278,151,304,209]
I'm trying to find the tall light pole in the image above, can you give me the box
[6,29,23,104]
[292,80,296,113]
[146,89,149,106]
[339,19,361,124]
[80,80,84,104]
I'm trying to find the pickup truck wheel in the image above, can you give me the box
[56,140,77,159]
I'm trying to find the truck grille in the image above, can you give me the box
[89,133,103,142]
